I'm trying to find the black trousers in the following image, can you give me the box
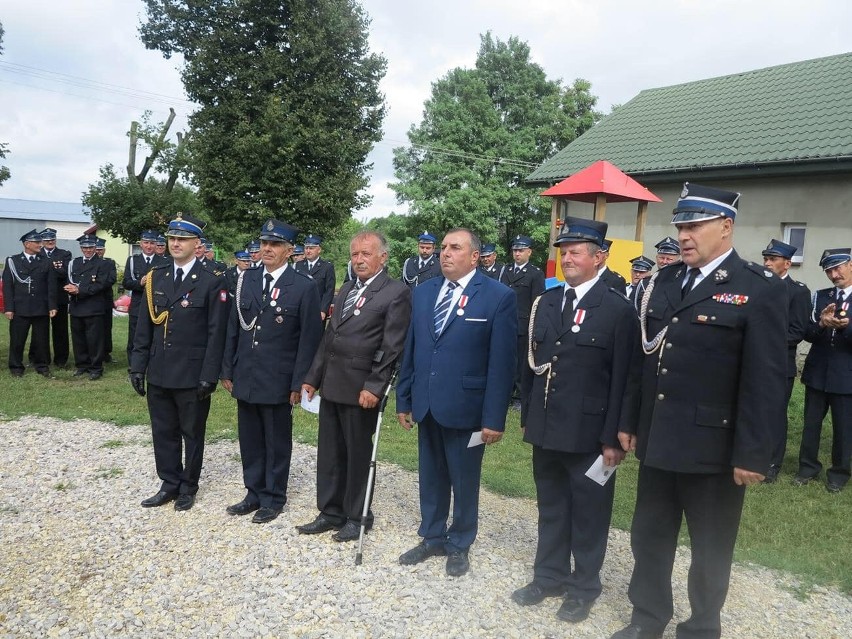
[769,375,796,467]
[532,447,615,601]
[103,306,113,357]
[29,305,68,366]
[316,398,378,525]
[628,464,745,639]
[513,333,526,400]
[70,314,105,373]
[237,400,293,509]
[798,386,852,486]
[147,383,210,495]
[127,312,140,364]
[9,314,50,373]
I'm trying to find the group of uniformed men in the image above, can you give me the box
[3,182,850,639]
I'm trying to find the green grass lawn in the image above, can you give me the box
[1,318,850,594]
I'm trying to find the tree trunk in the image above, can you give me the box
[136,108,176,184]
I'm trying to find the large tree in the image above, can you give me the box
[139,0,387,239]
[391,33,600,260]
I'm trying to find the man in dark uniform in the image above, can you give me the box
[154,234,168,258]
[95,238,118,363]
[221,220,322,523]
[401,231,441,288]
[122,230,169,364]
[626,256,654,312]
[292,244,306,264]
[295,234,336,320]
[478,243,505,280]
[224,250,253,298]
[130,214,229,511]
[611,183,787,639]
[794,248,852,493]
[37,228,72,368]
[3,229,58,377]
[247,240,261,267]
[298,231,411,541]
[761,239,811,483]
[634,237,682,306]
[514,217,641,624]
[66,234,113,380]
[598,239,628,295]
[500,235,545,405]
[204,240,227,273]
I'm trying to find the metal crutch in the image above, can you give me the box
[354,369,398,566]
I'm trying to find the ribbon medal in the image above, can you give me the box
[456,294,469,316]
[353,296,366,316]
[270,287,280,306]
[571,308,586,333]
[712,293,749,305]
[841,301,849,318]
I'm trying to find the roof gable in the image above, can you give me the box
[527,52,852,183]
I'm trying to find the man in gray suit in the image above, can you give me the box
[297,231,412,541]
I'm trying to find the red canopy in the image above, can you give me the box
[540,160,661,203]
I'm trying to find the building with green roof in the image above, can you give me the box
[527,52,852,287]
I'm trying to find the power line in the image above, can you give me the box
[379,137,540,170]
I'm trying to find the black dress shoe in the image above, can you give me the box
[511,582,565,606]
[827,481,843,494]
[226,499,260,516]
[252,507,282,523]
[88,371,103,381]
[762,465,780,484]
[295,513,344,535]
[10,370,24,378]
[446,550,470,577]
[792,474,813,486]
[141,491,177,507]
[610,623,663,639]
[73,369,87,377]
[332,520,366,542]
[399,541,446,565]
[556,597,594,623]
[174,494,195,511]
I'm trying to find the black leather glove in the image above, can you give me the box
[129,372,146,397]
[197,380,216,401]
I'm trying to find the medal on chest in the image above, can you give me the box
[353,296,366,316]
[840,301,849,317]
[456,294,469,316]
[180,293,190,308]
[270,287,280,306]
[571,308,586,333]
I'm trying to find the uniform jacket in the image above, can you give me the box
[122,253,169,317]
[630,251,787,475]
[295,257,336,315]
[396,271,517,431]
[401,255,441,288]
[598,266,627,295]
[478,263,505,281]
[2,253,58,316]
[221,266,323,404]
[801,286,852,395]
[500,263,545,336]
[68,255,113,317]
[41,247,73,305]
[782,275,811,378]
[521,281,642,452]
[304,271,411,405]
[130,261,229,389]
[101,257,118,312]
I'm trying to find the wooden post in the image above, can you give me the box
[594,194,607,221]
[635,201,648,242]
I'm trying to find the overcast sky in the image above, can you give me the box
[1,0,850,221]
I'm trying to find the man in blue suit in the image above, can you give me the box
[396,228,517,577]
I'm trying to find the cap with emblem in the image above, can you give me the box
[629,255,655,273]
[95,238,106,249]
[166,213,206,238]
[480,243,496,257]
[140,229,158,242]
[553,217,607,248]
[761,239,797,260]
[155,235,166,246]
[246,240,261,253]
[76,234,98,247]
[512,235,534,249]
[654,236,681,255]
[204,240,213,251]
[293,244,305,256]
[259,219,298,243]
[417,231,436,244]
[671,182,740,224]
[40,228,58,241]
[819,248,852,271]
[303,234,323,247]
[20,229,42,243]
[234,250,251,262]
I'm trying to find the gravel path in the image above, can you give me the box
[0,416,849,638]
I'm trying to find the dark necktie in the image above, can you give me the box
[434,281,458,337]
[145,257,151,266]
[419,260,425,270]
[341,280,363,317]
[682,268,699,299]
[174,267,184,291]
[263,273,274,300]
[562,288,577,327]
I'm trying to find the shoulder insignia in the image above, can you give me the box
[796,281,805,287]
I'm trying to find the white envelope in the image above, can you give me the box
[300,389,321,414]
[585,454,617,486]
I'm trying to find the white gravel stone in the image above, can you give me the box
[0,416,850,638]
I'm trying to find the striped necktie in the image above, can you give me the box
[341,280,363,317]
[434,281,458,337]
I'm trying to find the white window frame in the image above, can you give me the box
[782,223,806,265]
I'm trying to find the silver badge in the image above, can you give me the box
[180,299,189,307]
[267,221,274,231]
[680,184,689,197]
[275,315,283,323]
[715,269,728,281]
[764,270,773,277]
[456,309,464,316]
[353,309,361,316]
[571,325,580,333]
[270,300,276,306]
